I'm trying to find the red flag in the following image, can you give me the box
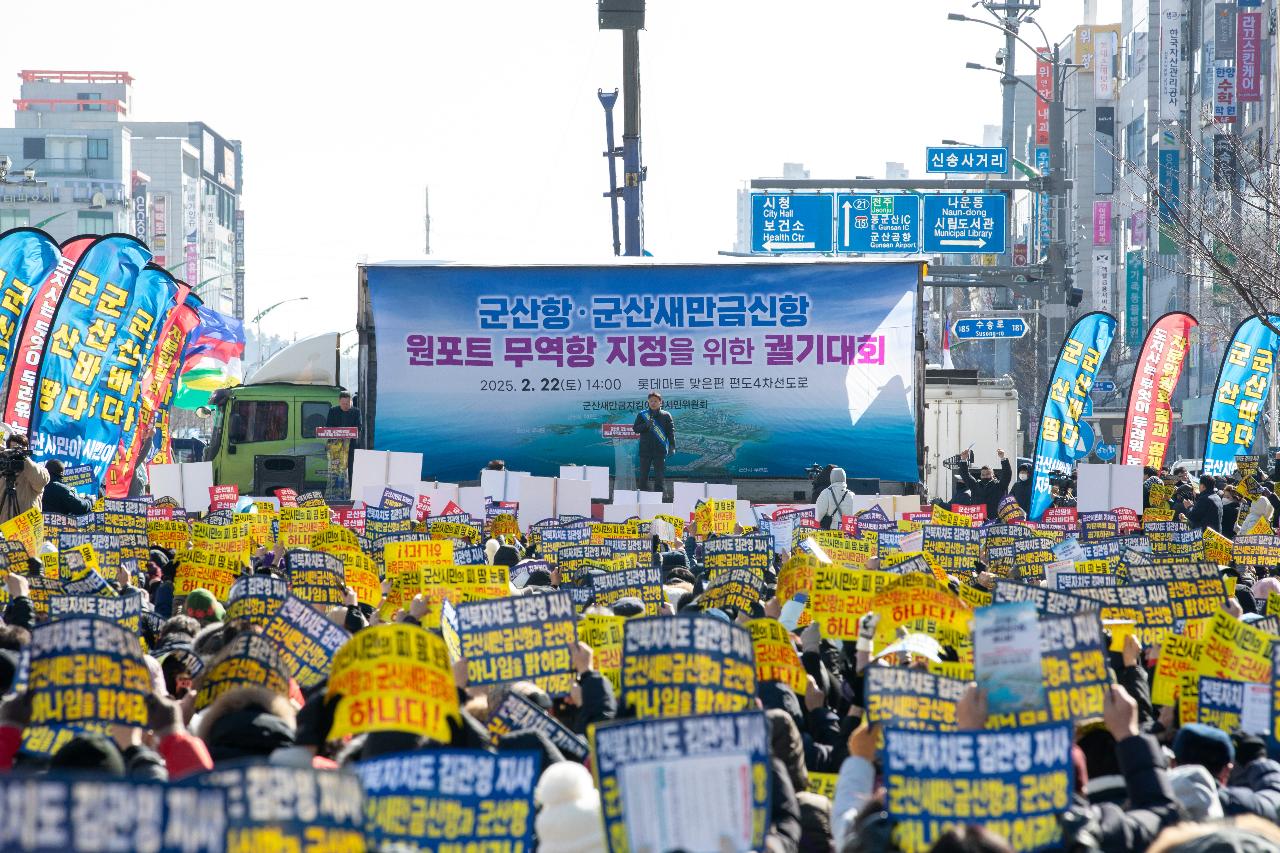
[1120,312,1197,469]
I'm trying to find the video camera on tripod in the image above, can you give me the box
[0,447,27,478]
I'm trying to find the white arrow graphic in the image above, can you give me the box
[842,200,852,246]
[939,238,988,248]
[764,241,816,250]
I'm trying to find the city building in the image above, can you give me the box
[0,70,244,318]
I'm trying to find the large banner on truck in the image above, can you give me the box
[365,262,921,482]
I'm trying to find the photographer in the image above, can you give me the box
[42,459,92,517]
[0,433,48,523]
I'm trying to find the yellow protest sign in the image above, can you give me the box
[653,513,685,542]
[395,564,510,627]
[929,505,974,528]
[809,772,838,801]
[327,624,460,743]
[1073,559,1114,575]
[1,506,42,558]
[147,519,191,552]
[747,618,807,694]
[1152,634,1202,705]
[490,514,520,538]
[235,511,275,549]
[579,613,625,694]
[430,520,481,545]
[872,574,973,650]
[1148,483,1174,507]
[589,521,640,545]
[1143,508,1174,524]
[810,567,893,639]
[191,521,251,565]
[1202,527,1233,565]
[927,661,974,681]
[278,506,329,549]
[321,546,381,607]
[173,549,240,600]
[1197,609,1272,684]
[383,540,456,610]
[1247,514,1274,536]
[775,555,816,628]
[1224,576,1238,598]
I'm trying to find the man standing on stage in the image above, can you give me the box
[633,392,675,494]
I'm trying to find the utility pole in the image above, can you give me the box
[599,1,645,256]
[993,10,1018,381]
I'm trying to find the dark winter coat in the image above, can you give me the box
[633,408,676,458]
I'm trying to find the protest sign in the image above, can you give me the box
[208,484,238,511]
[579,613,625,694]
[949,503,987,524]
[456,591,577,693]
[383,539,454,590]
[865,666,965,730]
[1,506,42,557]
[48,593,141,634]
[931,504,975,528]
[0,774,229,853]
[147,519,191,553]
[324,546,381,608]
[872,574,973,650]
[588,566,664,615]
[286,548,346,607]
[355,749,539,851]
[883,723,1075,853]
[1012,537,1057,582]
[591,711,771,853]
[263,594,350,688]
[698,567,763,613]
[1152,634,1205,705]
[974,602,1046,716]
[746,618,807,694]
[554,544,614,584]
[225,574,289,622]
[194,633,291,712]
[622,614,755,717]
[1198,676,1271,735]
[1233,534,1280,572]
[278,505,330,549]
[190,520,251,565]
[392,563,510,628]
[1202,527,1233,565]
[488,691,590,762]
[173,549,239,600]
[328,624,460,742]
[989,611,1108,727]
[704,533,772,577]
[811,567,894,639]
[196,764,366,851]
[1078,511,1119,541]
[1198,609,1272,684]
[28,616,150,728]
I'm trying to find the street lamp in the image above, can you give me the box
[252,296,310,370]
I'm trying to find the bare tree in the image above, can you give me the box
[1110,107,1280,337]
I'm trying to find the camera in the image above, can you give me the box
[805,463,824,481]
[0,447,28,477]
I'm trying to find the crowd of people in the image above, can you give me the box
[0,450,1276,852]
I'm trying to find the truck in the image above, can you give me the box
[206,261,931,500]
[201,333,349,495]
[923,369,1021,503]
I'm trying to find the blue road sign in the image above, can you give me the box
[923,194,1007,254]
[951,317,1027,340]
[1094,442,1117,461]
[1082,394,1094,418]
[1093,380,1117,393]
[836,194,920,253]
[926,146,1009,174]
[751,194,834,253]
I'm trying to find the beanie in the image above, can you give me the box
[50,733,126,776]
[534,762,608,853]
[1174,723,1236,775]
[184,588,225,624]
[1168,765,1225,821]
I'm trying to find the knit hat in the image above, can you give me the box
[1174,723,1236,774]
[1168,765,1225,821]
[485,539,501,565]
[534,762,608,853]
[184,588,225,624]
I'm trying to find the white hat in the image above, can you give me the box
[534,762,608,853]
[1168,764,1224,821]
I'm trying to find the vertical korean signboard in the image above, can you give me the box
[1092,250,1113,313]
[1158,148,1181,256]
[234,209,245,318]
[1160,0,1183,121]
[1093,202,1112,246]
[1124,250,1145,349]
[1094,107,1115,195]
[1215,66,1238,123]
[1238,12,1262,102]
[183,178,198,289]
[151,195,167,270]
[1036,50,1052,146]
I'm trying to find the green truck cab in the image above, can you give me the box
[205,382,343,495]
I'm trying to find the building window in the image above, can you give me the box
[76,93,102,112]
[87,139,108,160]
[0,210,30,230]
[1123,117,1145,173]
[77,211,113,235]
[22,138,44,161]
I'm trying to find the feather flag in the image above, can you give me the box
[174,305,245,409]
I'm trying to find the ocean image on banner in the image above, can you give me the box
[367,263,920,483]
